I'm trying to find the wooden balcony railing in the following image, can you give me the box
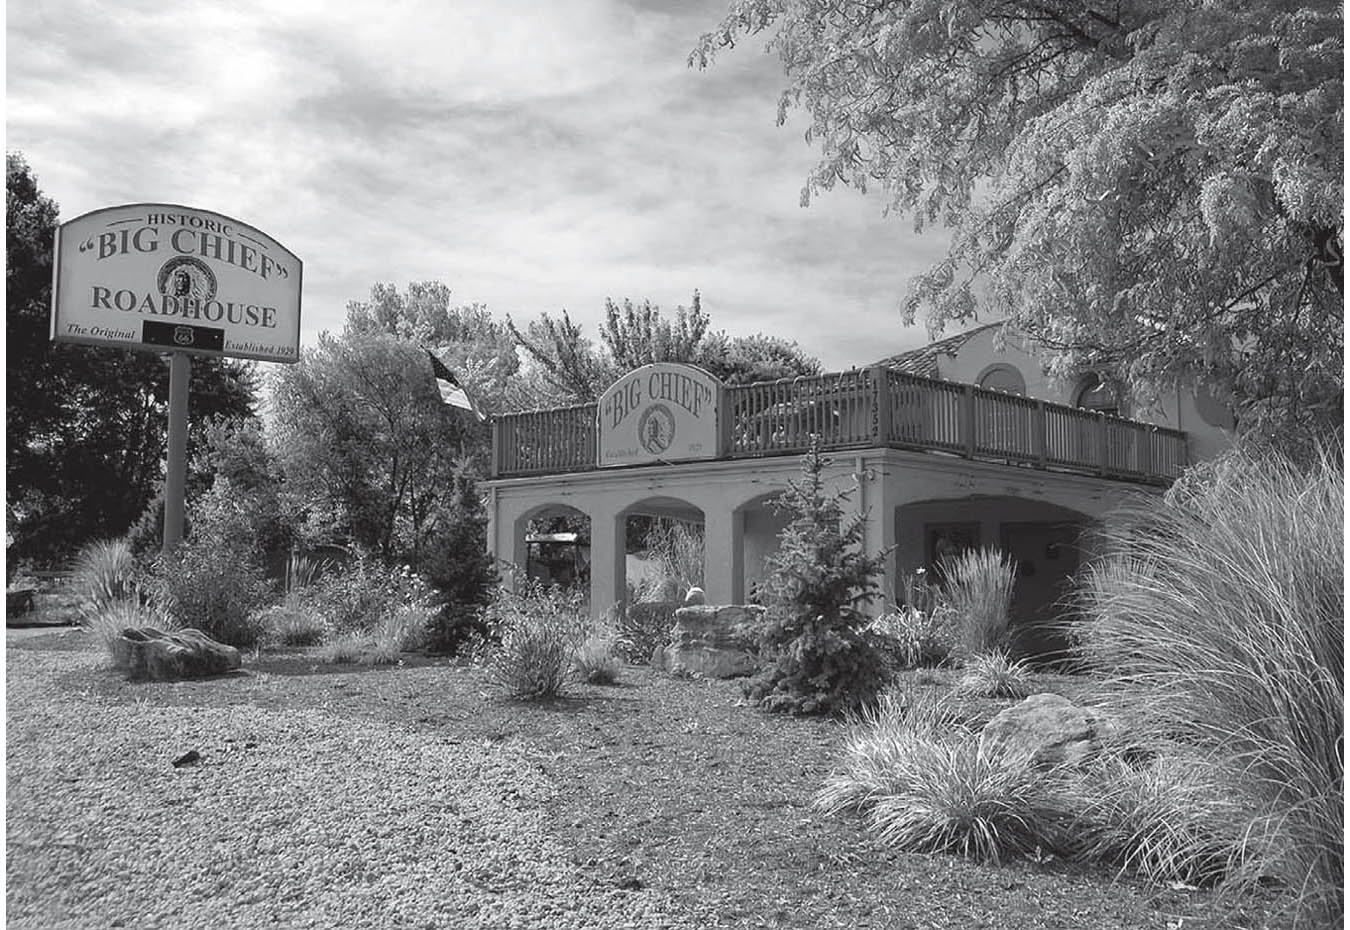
[490,367,1188,483]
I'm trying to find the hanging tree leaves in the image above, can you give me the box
[692,1,1343,452]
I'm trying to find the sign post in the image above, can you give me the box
[50,203,302,552]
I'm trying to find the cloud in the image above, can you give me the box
[7,0,947,371]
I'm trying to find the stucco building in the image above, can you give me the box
[483,322,1235,658]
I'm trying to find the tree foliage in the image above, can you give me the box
[744,440,889,715]
[6,153,257,563]
[271,331,480,567]
[344,281,543,416]
[693,1,1343,450]
[507,291,822,403]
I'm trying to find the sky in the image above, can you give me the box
[7,0,956,372]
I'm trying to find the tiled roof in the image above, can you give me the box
[875,321,1005,377]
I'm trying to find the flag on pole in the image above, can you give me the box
[427,351,484,420]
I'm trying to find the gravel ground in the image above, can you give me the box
[7,639,689,929]
[6,629,1286,930]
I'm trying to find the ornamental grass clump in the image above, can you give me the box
[817,687,1062,865]
[257,601,328,648]
[939,547,1017,661]
[482,582,589,700]
[955,650,1033,700]
[574,624,622,685]
[84,598,178,660]
[71,538,138,617]
[1075,448,1343,926]
[1068,751,1257,888]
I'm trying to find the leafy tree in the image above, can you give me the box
[701,331,822,384]
[344,281,540,416]
[507,291,822,401]
[271,331,479,566]
[599,292,713,372]
[506,308,615,403]
[693,1,1343,452]
[744,440,889,716]
[6,153,257,563]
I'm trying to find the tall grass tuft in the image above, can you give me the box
[1076,449,1343,925]
[574,631,622,685]
[481,582,588,699]
[940,548,1017,661]
[1068,751,1258,887]
[817,687,1063,864]
[71,539,138,617]
[84,598,178,660]
[955,650,1033,699]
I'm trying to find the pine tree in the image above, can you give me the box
[744,439,889,715]
[421,457,499,653]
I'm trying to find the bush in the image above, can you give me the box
[870,605,956,670]
[955,650,1033,700]
[743,441,889,716]
[481,582,588,699]
[146,480,272,648]
[940,548,1017,660]
[299,550,423,635]
[71,539,138,617]
[1075,448,1342,925]
[817,688,1061,864]
[614,600,679,664]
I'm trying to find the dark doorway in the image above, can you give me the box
[999,521,1084,666]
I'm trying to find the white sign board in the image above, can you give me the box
[597,363,721,467]
[51,203,302,363]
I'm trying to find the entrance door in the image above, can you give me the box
[999,522,1084,666]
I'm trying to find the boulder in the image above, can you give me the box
[978,692,1120,768]
[652,605,763,679]
[683,587,706,606]
[112,627,242,681]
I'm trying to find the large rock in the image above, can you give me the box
[652,605,763,679]
[112,627,242,681]
[978,692,1119,768]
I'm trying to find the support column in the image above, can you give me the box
[588,505,627,620]
[162,352,191,552]
[703,507,744,606]
[860,458,899,615]
[493,500,530,593]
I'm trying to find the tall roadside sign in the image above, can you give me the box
[50,203,302,551]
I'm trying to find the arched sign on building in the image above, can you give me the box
[597,363,721,467]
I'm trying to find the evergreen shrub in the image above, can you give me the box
[742,440,889,716]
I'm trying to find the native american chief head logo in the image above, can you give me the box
[156,256,217,303]
[637,403,676,455]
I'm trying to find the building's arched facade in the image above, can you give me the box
[485,363,1186,646]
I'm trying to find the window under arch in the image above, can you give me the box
[977,364,1026,396]
[1074,373,1122,417]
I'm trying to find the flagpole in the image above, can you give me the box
[163,351,191,551]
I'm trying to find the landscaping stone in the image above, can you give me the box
[683,587,706,605]
[652,605,763,679]
[978,692,1120,767]
[112,627,242,681]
